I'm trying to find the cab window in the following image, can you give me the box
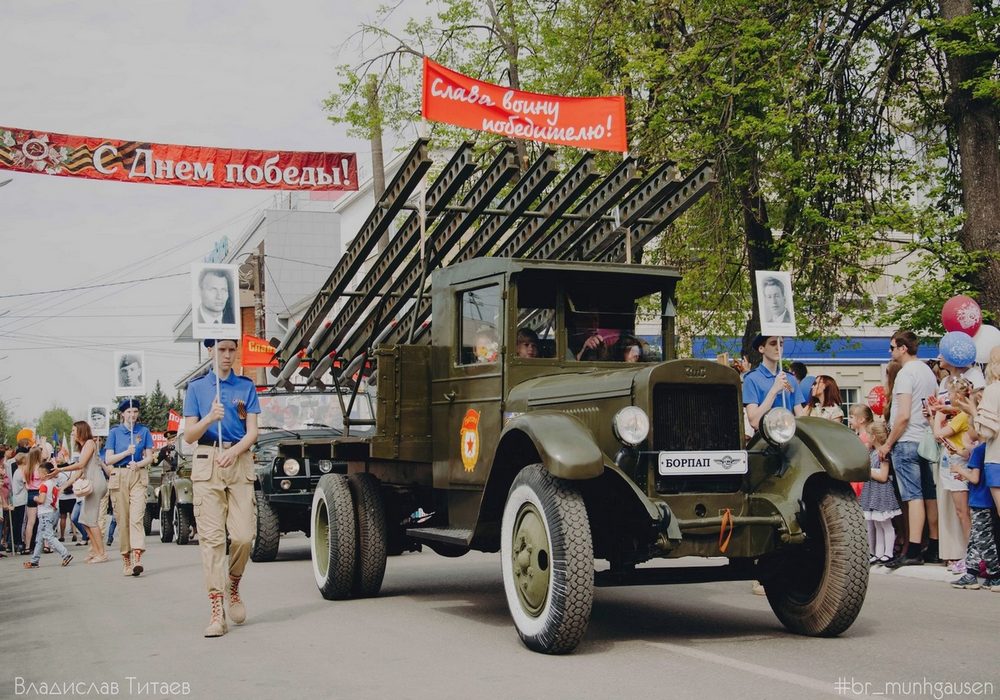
[459,285,502,365]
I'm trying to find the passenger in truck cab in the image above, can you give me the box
[473,326,499,364]
[515,328,540,358]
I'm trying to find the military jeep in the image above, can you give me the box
[146,441,195,544]
[271,141,871,654]
[250,389,374,562]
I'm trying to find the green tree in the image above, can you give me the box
[326,0,998,347]
[0,398,16,444]
[36,407,73,446]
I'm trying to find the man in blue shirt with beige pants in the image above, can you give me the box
[184,338,260,638]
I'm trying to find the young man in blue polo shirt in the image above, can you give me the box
[104,398,154,576]
[183,338,260,637]
[742,334,806,432]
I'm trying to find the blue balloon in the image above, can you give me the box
[939,331,977,368]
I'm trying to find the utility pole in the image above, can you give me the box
[253,242,266,386]
[365,75,388,253]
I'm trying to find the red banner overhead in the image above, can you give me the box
[421,57,627,153]
[0,126,358,190]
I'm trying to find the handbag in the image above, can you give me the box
[916,431,941,463]
[73,478,93,497]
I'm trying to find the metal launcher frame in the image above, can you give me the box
[269,139,715,431]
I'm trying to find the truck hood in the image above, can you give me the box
[509,368,637,408]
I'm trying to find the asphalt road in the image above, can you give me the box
[2,531,998,700]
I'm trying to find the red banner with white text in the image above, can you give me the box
[421,57,627,153]
[242,334,280,368]
[0,126,358,190]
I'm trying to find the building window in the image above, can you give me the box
[841,387,860,425]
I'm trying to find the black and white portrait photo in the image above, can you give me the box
[114,350,146,396]
[88,404,110,437]
[755,270,797,337]
[190,262,240,340]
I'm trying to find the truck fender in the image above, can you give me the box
[784,417,869,482]
[497,412,604,480]
[173,477,194,506]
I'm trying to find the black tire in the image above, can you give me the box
[176,506,192,546]
[311,474,356,600]
[143,507,154,536]
[764,483,869,636]
[348,473,387,597]
[500,465,594,654]
[160,508,174,543]
[251,495,281,563]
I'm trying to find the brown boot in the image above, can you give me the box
[204,592,227,637]
[228,575,246,625]
[122,554,133,577]
[131,549,144,576]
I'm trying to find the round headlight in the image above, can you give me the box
[613,406,650,446]
[282,458,301,477]
[761,407,797,445]
[318,459,333,474]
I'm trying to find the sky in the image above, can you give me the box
[1,0,421,427]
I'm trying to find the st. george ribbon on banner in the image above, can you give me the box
[0,125,358,191]
[421,57,627,153]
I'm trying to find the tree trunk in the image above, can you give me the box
[364,75,388,253]
[938,0,1000,315]
[741,156,778,361]
[489,0,529,171]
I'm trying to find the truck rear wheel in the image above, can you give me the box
[311,474,357,600]
[176,505,193,545]
[160,507,174,543]
[348,473,387,597]
[764,483,868,636]
[251,495,281,562]
[500,465,594,654]
[143,507,154,536]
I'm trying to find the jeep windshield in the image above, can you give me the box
[258,393,373,432]
[514,267,674,363]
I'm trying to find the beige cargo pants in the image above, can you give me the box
[109,467,147,555]
[191,445,256,596]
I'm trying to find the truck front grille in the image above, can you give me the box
[652,383,743,494]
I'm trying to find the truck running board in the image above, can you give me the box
[594,561,758,587]
[405,527,473,547]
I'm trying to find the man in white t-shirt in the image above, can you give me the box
[880,330,940,568]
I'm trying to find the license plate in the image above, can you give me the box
[658,450,749,476]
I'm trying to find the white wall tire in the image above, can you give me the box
[500,465,593,654]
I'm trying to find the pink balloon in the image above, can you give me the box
[941,295,982,336]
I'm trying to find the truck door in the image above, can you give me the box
[436,278,504,488]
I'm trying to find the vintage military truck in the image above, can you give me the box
[250,389,374,562]
[270,140,871,654]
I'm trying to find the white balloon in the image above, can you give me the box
[973,324,1000,363]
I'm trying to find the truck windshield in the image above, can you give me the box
[566,291,664,363]
[258,393,373,431]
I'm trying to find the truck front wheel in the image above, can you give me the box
[764,483,869,636]
[311,474,357,600]
[500,465,594,654]
[251,496,281,562]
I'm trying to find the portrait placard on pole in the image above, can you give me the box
[190,262,241,340]
[755,270,797,338]
[113,350,146,396]
[88,404,110,437]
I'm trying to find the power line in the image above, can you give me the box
[0,272,188,299]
